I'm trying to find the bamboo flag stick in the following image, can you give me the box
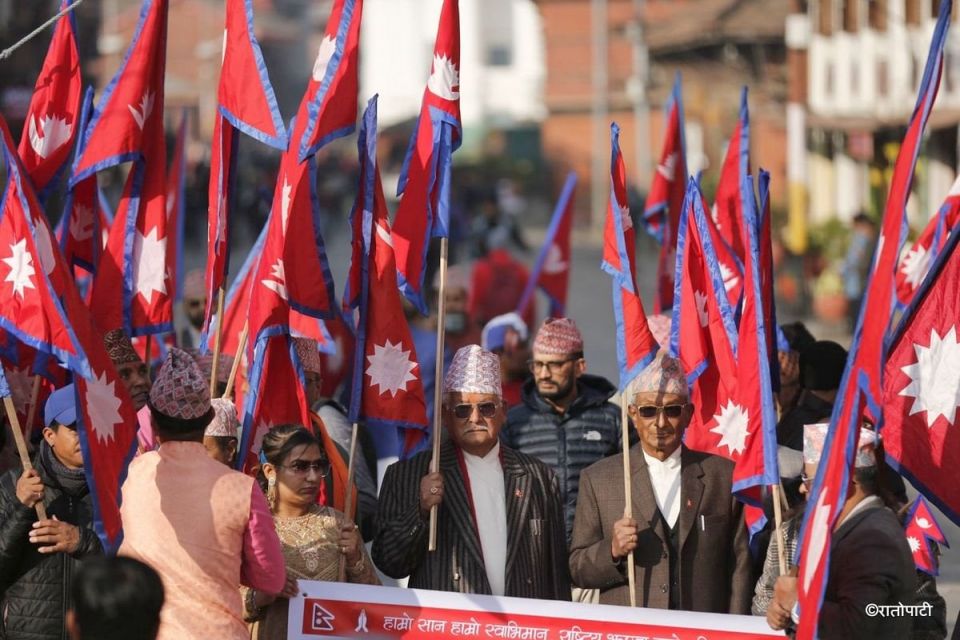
[338,423,360,582]
[620,395,636,607]
[143,335,152,382]
[2,394,47,520]
[209,287,226,396]
[772,483,788,576]
[23,376,42,440]
[428,237,449,552]
[222,322,248,399]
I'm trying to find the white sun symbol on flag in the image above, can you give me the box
[710,400,750,455]
[3,239,37,299]
[261,259,289,300]
[427,53,460,101]
[719,261,739,293]
[83,371,122,444]
[280,177,293,235]
[366,339,418,397]
[312,35,337,82]
[657,152,676,181]
[132,228,168,301]
[907,536,922,554]
[694,289,709,327]
[898,325,960,428]
[543,244,567,275]
[900,244,931,290]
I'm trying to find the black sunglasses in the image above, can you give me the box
[451,402,499,420]
[280,460,331,476]
[632,404,687,420]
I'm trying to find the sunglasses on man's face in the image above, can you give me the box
[451,402,499,420]
[632,404,687,420]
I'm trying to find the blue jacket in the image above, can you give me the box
[501,374,622,542]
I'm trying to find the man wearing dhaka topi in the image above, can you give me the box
[373,345,570,600]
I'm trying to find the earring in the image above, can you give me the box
[266,477,277,511]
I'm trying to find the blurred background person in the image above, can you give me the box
[67,556,164,640]
[481,312,531,410]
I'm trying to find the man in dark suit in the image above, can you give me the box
[373,345,570,600]
[569,352,752,612]
[767,425,916,639]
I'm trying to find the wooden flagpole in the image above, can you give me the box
[221,321,248,399]
[428,237,449,552]
[2,389,47,520]
[771,483,788,576]
[338,423,360,581]
[209,286,226,397]
[621,395,636,607]
[23,376,42,441]
[143,335,152,382]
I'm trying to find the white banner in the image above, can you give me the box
[287,581,781,639]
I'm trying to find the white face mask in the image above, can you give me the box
[445,312,467,334]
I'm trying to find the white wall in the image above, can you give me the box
[360,0,545,130]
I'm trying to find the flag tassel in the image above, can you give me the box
[222,321,248,399]
[338,422,359,581]
[621,395,636,606]
[2,390,47,520]
[429,237,449,552]
[210,286,226,396]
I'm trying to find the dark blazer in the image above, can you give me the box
[372,441,570,600]
[819,501,915,640]
[569,445,752,613]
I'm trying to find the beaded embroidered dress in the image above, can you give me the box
[243,505,379,639]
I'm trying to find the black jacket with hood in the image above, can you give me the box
[501,374,624,542]
[0,444,101,640]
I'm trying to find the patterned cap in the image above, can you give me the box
[481,312,529,352]
[193,352,234,386]
[103,329,143,366]
[205,398,239,438]
[183,268,206,301]
[532,317,584,356]
[803,423,877,468]
[646,314,672,347]
[443,345,502,397]
[149,348,212,420]
[626,351,688,398]
[292,337,322,374]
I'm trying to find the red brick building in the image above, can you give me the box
[535,0,791,226]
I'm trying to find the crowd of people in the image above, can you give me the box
[0,252,951,640]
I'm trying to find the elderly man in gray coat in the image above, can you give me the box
[569,352,752,613]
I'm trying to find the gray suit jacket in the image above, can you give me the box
[569,444,752,613]
[372,441,571,600]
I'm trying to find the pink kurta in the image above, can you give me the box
[119,441,283,640]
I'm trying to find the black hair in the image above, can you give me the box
[255,424,324,494]
[70,556,164,640]
[149,404,215,442]
[779,321,816,353]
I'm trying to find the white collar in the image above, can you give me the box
[642,446,682,470]
[463,442,501,466]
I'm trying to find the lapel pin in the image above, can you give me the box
[686,498,693,509]
[515,489,523,498]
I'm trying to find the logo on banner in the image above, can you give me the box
[307,602,335,632]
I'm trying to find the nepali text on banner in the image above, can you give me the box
[287,582,780,640]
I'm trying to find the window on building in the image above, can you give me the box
[851,61,860,94]
[842,0,859,30]
[868,0,888,29]
[487,46,512,66]
[877,59,889,96]
[905,0,921,24]
[819,0,833,34]
[826,62,834,97]
[931,0,942,18]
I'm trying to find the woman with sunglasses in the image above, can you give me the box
[242,425,378,639]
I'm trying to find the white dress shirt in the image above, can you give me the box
[642,446,682,528]
[463,442,508,596]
